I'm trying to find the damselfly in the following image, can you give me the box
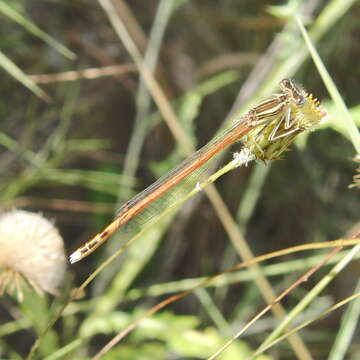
[70,79,324,263]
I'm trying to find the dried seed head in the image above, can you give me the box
[0,210,66,299]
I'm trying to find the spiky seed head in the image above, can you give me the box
[0,210,66,299]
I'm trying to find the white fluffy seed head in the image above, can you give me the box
[0,209,66,297]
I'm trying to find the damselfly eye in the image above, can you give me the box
[280,79,292,89]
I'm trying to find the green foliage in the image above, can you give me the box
[20,290,59,357]
[80,310,271,360]
[0,0,74,100]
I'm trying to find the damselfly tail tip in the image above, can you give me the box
[69,250,82,264]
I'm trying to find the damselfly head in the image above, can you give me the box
[280,79,326,124]
[280,78,305,106]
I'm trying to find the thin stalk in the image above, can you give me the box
[254,244,360,357]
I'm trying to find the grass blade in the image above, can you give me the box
[295,15,360,154]
[0,1,75,60]
[328,279,360,360]
[0,50,50,102]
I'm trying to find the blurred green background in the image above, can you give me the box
[0,0,359,359]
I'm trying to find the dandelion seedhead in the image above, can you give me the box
[0,210,66,300]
